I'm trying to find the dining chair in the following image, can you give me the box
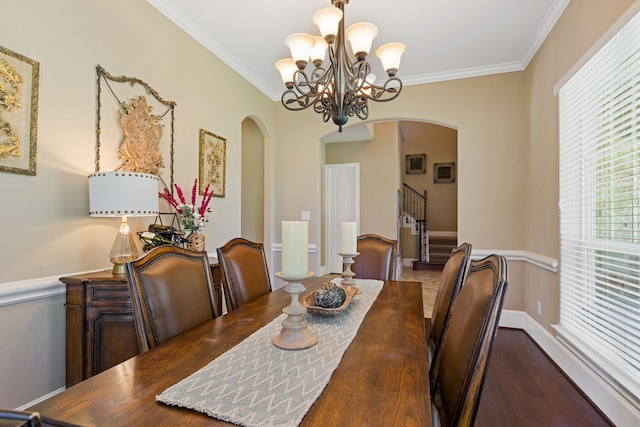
[427,242,472,368]
[430,254,508,427]
[125,245,219,353]
[351,234,398,280]
[216,237,272,312]
[0,409,80,426]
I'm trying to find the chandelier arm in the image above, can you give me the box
[366,77,403,102]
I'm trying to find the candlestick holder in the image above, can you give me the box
[338,252,359,286]
[272,272,317,350]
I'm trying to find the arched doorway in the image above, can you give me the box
[241,117,264,243]
[321,119,458,273]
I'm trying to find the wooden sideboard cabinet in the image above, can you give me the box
[61,261,221,387]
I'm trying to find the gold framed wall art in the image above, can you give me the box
[199,129,226,198]
[0,45,39,176]
[95,65,175,189]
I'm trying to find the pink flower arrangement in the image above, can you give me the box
[160,179,214,233]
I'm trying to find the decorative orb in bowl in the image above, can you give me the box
[302,283,358,317]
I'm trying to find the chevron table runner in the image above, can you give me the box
[156,279,384,427]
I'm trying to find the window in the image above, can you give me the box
[558,11,640,404]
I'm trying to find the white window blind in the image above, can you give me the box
[558,10,640,405]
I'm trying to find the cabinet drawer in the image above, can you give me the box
[86,283,132,305]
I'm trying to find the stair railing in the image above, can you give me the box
[402,183,426,221]
[403,183,428,262]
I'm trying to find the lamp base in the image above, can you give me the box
[108,215,139,277]
[112,262,127,276]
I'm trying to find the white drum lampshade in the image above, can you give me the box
[88,172,159,275]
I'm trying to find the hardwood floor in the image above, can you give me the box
[475,328,613,426]
[400,268,613,426]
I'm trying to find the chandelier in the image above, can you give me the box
[275,0,406,132]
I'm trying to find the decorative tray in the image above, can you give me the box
[301,284,359,317]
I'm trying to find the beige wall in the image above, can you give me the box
[0,0,275,283]
[522,0,637,332]
[325,122,400,240]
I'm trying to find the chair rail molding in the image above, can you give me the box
[0,270,101,307]
[471,249,558,273]
[0,276,66,307]
[271,243,318,253]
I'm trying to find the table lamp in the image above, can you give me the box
[88,172,159,275]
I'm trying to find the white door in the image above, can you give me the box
[325,163,360,274]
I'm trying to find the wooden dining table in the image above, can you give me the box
[28,277,431,426]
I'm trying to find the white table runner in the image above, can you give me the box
[156,279,383,427]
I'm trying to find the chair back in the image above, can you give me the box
[352,234,397,280]
[428,242,472,366]
[216,237,272,312]
[125,245,218,352]
[0,409,81,427]
[431,254,508,427]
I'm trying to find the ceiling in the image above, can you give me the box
[147,0,569,103]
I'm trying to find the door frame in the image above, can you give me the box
[324,162,360,274]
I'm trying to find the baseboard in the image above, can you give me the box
[16,387,66,411]
[497,309,526,329]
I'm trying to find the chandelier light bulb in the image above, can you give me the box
[375,42,406,76]
[312,6,343,43]
[285,33,315,69]
[345,22,378,60]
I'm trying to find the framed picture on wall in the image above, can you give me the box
[95,65,175,190]
[199,129,226,197]
[0,45,39,176]
[406,154,426,174]
[434,162,455,183]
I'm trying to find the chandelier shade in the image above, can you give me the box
[312,7,343,40]
[376,42,406,75]
[345,22,378,58]
[275,0,405,132]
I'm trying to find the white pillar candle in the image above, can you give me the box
[282,221,309,276]
[341,222,358,254]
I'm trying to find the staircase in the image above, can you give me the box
[426,234,457,265]
[402,183,456,270]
